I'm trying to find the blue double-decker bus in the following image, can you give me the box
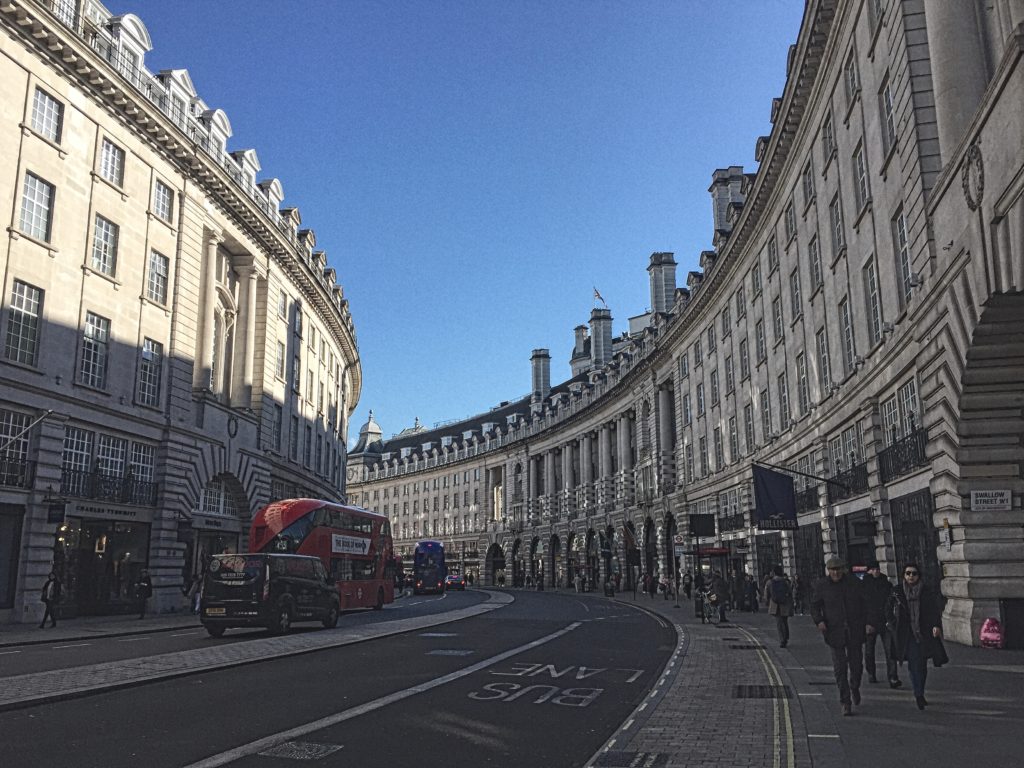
[413,540,446,595]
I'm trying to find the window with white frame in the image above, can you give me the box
[5,280,43,366]
[778,373,791,429]
[91,215,119,276]
[698,436,708,476]
[306,370,314,401]
[20,172,55,242]
[844,49,860,106]
[883,379,920,443]
[153,180,174,222]
[767,235,779,272]
[202,477,244,517]
[853,144,870,210]
[79,312,110,389]
[275,341,286,379]
[784,199,797,242]
[96,433,126,477]
[136,338,163,407]
[62,426,94,474]
[864,257,884,345]
[809,235,822,288]
[790,269,802,318]
[771,296,784,342]
[710,369,720,406]
[99,138,125,186]
[682,393,692,425]
[0,409,31,463]
[830,424,864,469]
[760,387,772,438]
[728,416,739,461]
[725,355,735,393]
[289,415,299,460]
[684,443,694,483]
[796,353,810,415]
[736,285,746,318]
[816,327,832,392]
[31,87,63,142]
[739,338,750,379]
[829,195,845,257]
[802,160,815,207]
[894,208,912,306]
[679,354,689,379]
[755,319,767,361]
[292,355,301,392]
[821,112,836,159]
[752,263,762,295]
[278,291,288,319]
[693,339,702,367]
[713,427,724,469]
[130,442,154,482]
[880,75,897,155]
[721,305,731,337]
[743,403,755,452]
[304,425,312,466]
[840,297,856,375]
[707,325,716,354]
[696,383,705,416]
[146,250,169,304]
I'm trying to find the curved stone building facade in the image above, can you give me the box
[349,0,1024,646]
[0,0,360,622]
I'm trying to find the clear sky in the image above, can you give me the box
[109,1,806,445]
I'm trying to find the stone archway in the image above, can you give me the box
[485,542,506,587]
[943,293,1024,645]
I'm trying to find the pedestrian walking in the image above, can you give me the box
[791,574,805,615]
[745,574,760,612]
[886,562,944,710]
[39,571,61,628]
[810,557,873,716]
[682,570,693,600]
[135,569,153,619]
[764,565,793,647]
[574,572,582,593]
[862,559,901,688]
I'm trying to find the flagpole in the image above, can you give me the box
[751,460,850,492]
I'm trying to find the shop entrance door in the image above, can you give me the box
[57,519,151,616]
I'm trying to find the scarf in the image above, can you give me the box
[904,580,923,642]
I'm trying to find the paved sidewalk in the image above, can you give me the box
[598,590,1024,768]
[0,611,200,647]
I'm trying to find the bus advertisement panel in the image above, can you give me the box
[413,539,446,595]
[250,498,395,610]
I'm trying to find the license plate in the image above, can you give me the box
[205,607,226,616]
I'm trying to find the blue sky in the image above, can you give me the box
[111,1,806,444]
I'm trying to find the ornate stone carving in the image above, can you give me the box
[961,142,984,211]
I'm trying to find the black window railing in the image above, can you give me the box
[796,485,820,513]
[60,468,158,506]
[719,512,746,532]
[0,457,35,489]
[827,462,869,504]
[879,427,928,484]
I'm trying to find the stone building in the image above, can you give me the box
[349,0,1024,646]
[0,1,360,622]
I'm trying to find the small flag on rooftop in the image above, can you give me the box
[593,287,607,307]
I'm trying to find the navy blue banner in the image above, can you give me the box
[752,465,798,530]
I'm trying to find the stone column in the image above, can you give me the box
[562,442,574,516]
[235,265,259,408]
[923,0,989,163]
[581,434,594,512]
[544,450,556,518]
[598,424,614,510]
[528,455,539,522]
[657,387,675,493]
[618,413,634,504]
[198,232,221,390]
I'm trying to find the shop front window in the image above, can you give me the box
[53,519,151,615]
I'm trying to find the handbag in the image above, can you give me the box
[932,636,950,668]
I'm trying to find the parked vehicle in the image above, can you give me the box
[200,553,340,637]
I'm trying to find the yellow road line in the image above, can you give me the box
[734,625,795,768]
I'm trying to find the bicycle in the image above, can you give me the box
[698,588,721,624]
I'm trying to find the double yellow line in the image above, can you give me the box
[735,624,795,768]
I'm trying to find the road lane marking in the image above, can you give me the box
[0,650,21,655]
[172,632,202,637]
[798,692,823,697]
[118,637,151,642]
[51,643,92,649]
[807,734,840,739]
[181,622,582,768]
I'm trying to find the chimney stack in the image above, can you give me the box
[590,308,613,368]
[647,252,677,314]
[530,348,551,404]
[708,166,746,235]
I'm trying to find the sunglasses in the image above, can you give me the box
[904,570,920,576]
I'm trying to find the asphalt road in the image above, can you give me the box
[1,590,675,768]
[0,590,487,676]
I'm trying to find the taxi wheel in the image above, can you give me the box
[273,605,292,635]
[322,603,339,629]
[206,626,225,638]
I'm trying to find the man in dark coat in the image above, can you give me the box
[862,559,901,687]
[810,557,873,716]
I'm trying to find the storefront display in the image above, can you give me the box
[53,518,151,616]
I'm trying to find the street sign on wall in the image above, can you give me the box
[970,490,1011,512]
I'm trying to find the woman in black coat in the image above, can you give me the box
[886,562,943,709]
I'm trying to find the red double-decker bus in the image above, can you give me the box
[249,498,395,611]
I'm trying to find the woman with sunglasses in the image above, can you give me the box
[885,563,943,709]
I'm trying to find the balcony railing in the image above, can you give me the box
[0,457,35,489]
[795,485,820,514]
[719,512,746,532]
[61,468,158,506]
[827,462,869,504]
[878,427,928,484]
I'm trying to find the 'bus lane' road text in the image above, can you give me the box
[467,663,645,707]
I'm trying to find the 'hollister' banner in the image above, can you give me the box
[752,464,798,530]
